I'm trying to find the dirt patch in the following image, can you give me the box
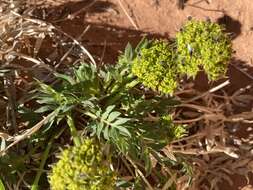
[32,0,253,66]
[82,0,253,65]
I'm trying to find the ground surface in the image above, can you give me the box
[28,0,253,189]
[44,0,253,65]
[36,0,253,75]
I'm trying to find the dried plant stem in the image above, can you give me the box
[52,0,97,22]
[121,156,135,177]
[162,173,177,190]
[126,156,154,190]
[56,25,91,68]
[170,147,234,156]
[171,123,223,144]
[116,0,139,30]
[0,112,54,155]
[183,80,230,103]
[231,63,253,81]
[52,25,96,65]
[187,4,224,12]
[8,52,54,72]
[3,72,17,131]
[176,103,217,114]
[16,172,26,190]
[227,111,253,123]
[173,115,204,123]
[11,12,96,65]
[100,40,107,64]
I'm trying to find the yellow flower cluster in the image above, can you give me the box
[132,40,178,94]
[176,20,232,80]
[49,139,116,190]
[132,20,232,94]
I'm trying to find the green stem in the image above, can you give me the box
[84,111,113,127]
[0,177,5,190]
[84,111,97,120]
[31,126,66,190]
[31,139,53,190]
[126,79,140,89]
[110,74,136,93]
[106,78,139,106]
[66,114,81,146]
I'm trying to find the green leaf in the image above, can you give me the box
[36,97,56,104]
[113,125,131,137]
[34,105,52,113]
[54,73,75,85]
[89,123,97,136]
[110,127,119,140]
[124,43,134,61]
[101,105,115,120]
[135,37,149,53]
[37,80,56,93]
[116,180,132,188]
[81,98,96,108]
[107,111,121,122]
[103,126,109,140]
[75,63,97,82]
[0,178,5,190]
[60,104,75,114]
[143,149,152,175]
[113,118,130,126]
[96,123,104,139]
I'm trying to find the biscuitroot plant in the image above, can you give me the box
[132,19,232,94]
[49,139,116,190]
[12,19,232,189]
[131,40,178,94]
[176,19,232,79]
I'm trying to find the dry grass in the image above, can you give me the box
[170,82,253,189]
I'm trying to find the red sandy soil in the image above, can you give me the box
[38,0,253,71]
[83,0,253,65]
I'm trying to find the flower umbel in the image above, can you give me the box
[49,139,116,190]
[132,40,178,94]
[176,19,232,79]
